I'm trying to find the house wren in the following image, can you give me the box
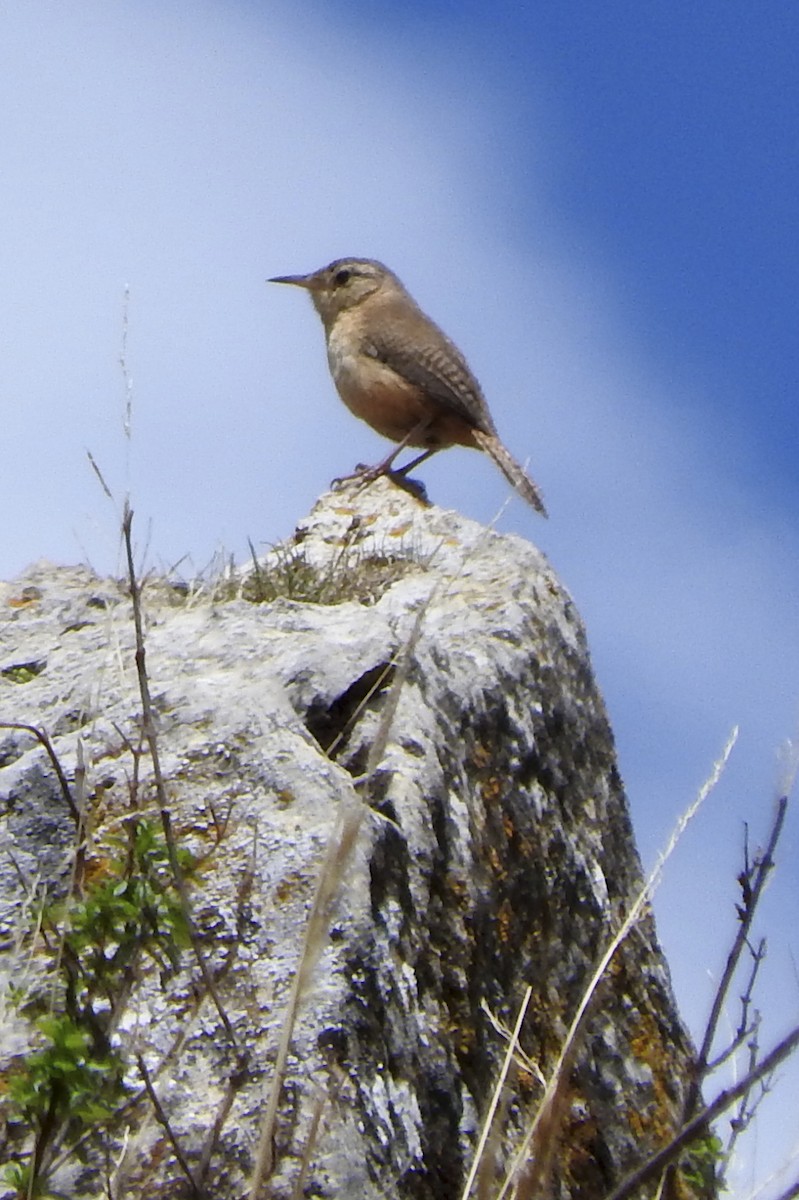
[269,258,547,515]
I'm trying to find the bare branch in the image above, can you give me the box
[289,1089,329,1200]
[122,503,238,1050]
[136,1053,200,1196]
[690,794,787,1104]
[604,1021,799,1200]
[707,934,765,1074]
[0,721,79,824]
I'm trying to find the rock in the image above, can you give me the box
[0,480,705,1199]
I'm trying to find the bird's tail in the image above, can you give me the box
[473,430,548,517]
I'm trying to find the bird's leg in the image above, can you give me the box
[392,446,439,477]
[332,417,435,489]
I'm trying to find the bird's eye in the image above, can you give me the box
[333,268,351,286]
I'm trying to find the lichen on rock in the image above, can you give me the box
[0,479,707,1199]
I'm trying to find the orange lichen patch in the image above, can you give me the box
[515,1067,540,1097]
[274,870,312,905]
[487,846,506,880]
[609,955,626,979]
[471,742,491,769]
[146,1136,170,1170]
[626,1105,648,1140]
[516,834,535,860]
[447,874,469,907]
[497,898,513,943]
[8,587,42,608]
[387,521,413,537]
[442,1010,477,1057]
[563,1101,600,1187]
[481,776,503,803]
[628,1009,679,1147]
[502,812,515,839]
[80,855,121,888]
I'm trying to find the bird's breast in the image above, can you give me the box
[324,321,480,450]
[325,328,429,443]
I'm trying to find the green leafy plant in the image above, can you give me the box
[63,817,192,993]
[679,1133,725,1194]
[8,1012,124,1128]
[2,815,195,1198]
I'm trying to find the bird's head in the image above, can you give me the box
[269,258,403,328]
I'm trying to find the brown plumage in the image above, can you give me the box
[269,257,547,516]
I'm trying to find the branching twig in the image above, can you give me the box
[682,795,788,1124]
[196,1058,251,1186]
[707,936,765,1073]
[723,1026,767,1176]
[603,1021,799,1200]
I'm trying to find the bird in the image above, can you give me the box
[268,257,547,515]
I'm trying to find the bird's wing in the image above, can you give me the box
[363,326,497,434]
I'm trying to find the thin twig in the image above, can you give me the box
[772,1179,799,1200]
[723,1023,765,1177]
[684,794,788,1121]
[71,737,88,896]
[324,658,396,759]
[494,727,738,1200]
[136,1053,200,1196]
[196,1059,251,1185]
[248,561,447,1198]
[247,801,364,1199]
[707,1016,758,1074]
[289,1089,329,1200]
[122,503,238,1049]
[603,1022,799,1200]
[86,450,114,501]
[480,1000,546,1085]
[119,284,133,446]
[707,935,765,1073]
[0,722,79,823]
[460,987,533,1200]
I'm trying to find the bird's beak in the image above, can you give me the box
[268,273,313,289]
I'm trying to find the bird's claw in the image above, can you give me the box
[330,463,430,504]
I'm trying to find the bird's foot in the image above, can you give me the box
[331,462,380,489]
[384,469,430,503]
[330,463,430,504]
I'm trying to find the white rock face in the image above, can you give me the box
[0,480,699,1199]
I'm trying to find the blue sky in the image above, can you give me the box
[1,2,797,1192]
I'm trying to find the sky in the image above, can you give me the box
[0,1,797,1192]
